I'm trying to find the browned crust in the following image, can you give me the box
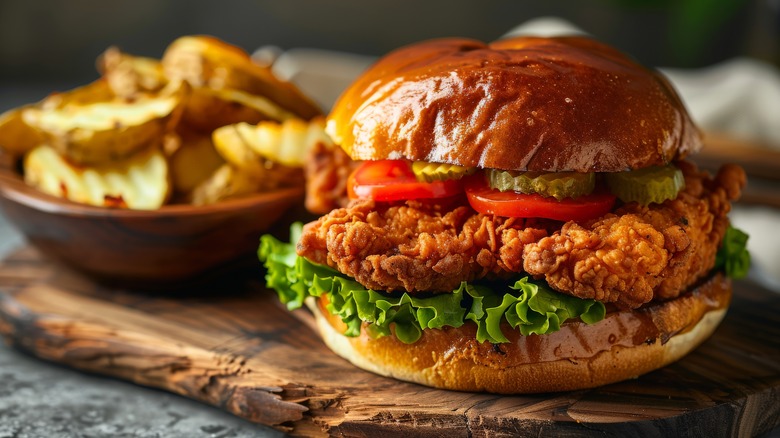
[309,272,731,394]
[161,35,321,120]
[326,36,701,172]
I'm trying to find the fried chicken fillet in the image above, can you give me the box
[304,141,361,214]
[298,161,745,309]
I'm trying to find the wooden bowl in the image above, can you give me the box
[0,164,304,286]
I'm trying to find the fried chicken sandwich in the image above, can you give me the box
[260,36,750,393]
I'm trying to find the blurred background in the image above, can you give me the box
[0,2,779,436]
[1,0,779,110]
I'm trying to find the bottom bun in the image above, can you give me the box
[307,272,732,394]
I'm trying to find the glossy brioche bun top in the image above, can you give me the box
[326,36,701,172]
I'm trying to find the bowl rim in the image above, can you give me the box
[0,166,305,218]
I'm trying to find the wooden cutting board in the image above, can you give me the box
[0,246,778,437]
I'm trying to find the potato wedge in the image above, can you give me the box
[97,46,167,98]
[189,164,263,205]
[0,105,45,157]
[169,129,224,194]
[24,145,170,210]
[190,162,302,205]
[39,79,115,110]
[250,117,332,166]
[210,121,266,175]
[212,117,332,168]
[0,80,114,158]
[162,35,321,119]
[181,86,297,133]
[22,93,181,165]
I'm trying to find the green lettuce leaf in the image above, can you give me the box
[464,277,605,342]
[259,223,606,344]
[715,225,751,279]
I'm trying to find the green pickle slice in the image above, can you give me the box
[412,162,476,182]
[486,170,595,200]
[605,165,684,205]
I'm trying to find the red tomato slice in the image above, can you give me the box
[347,160,463,201]
[465,176,616,222]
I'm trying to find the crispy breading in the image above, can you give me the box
[297,199,549,292]
[523,162,746,308]
[298,161,745,307]
[304,142,360,214]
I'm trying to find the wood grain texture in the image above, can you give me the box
[0,246,778,437]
